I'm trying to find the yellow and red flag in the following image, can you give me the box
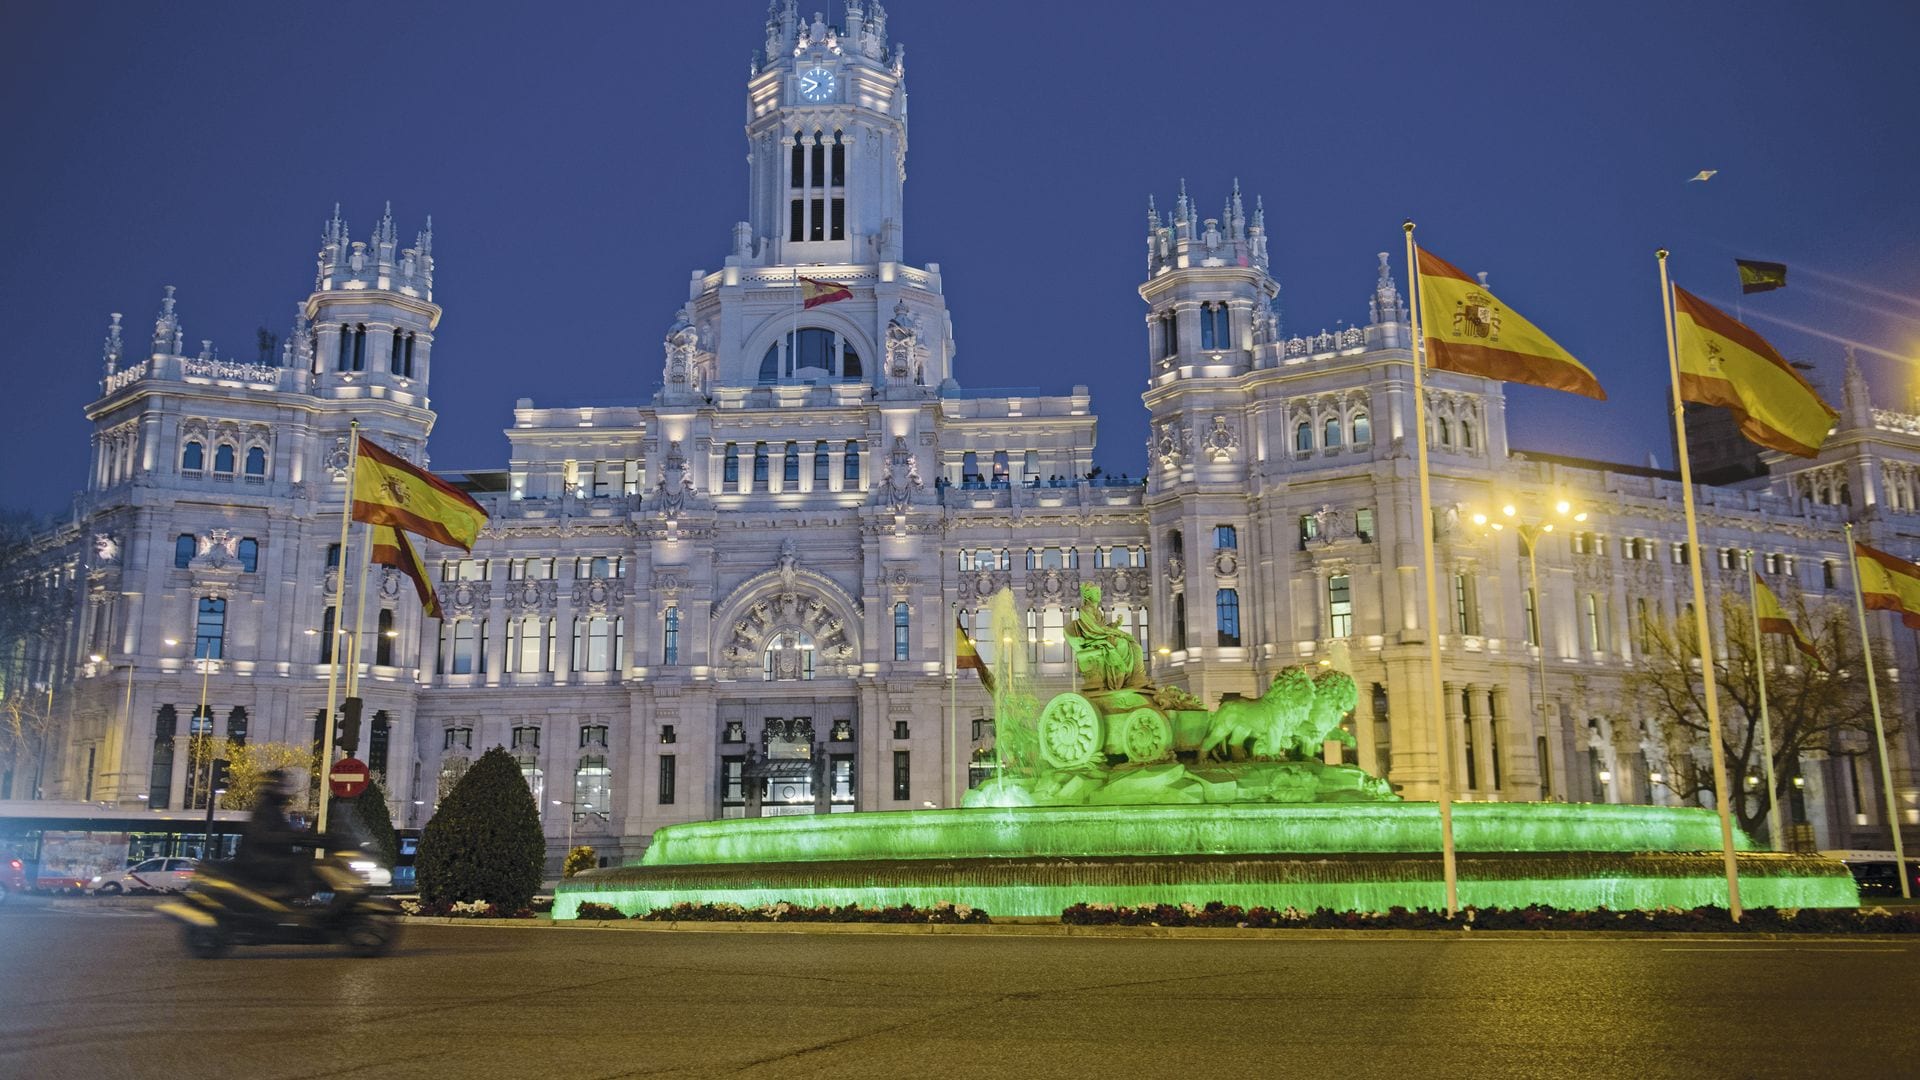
[1416,248,1605,400]
[370,524,441,620]
[955,617,995,695]
[1854,541,1920,629]
[351,437,488,552]
[1751,570,1817,663]
[800,277,852,309]
[1673,286,1836,458]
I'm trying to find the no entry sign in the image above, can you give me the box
[328,757,371,799]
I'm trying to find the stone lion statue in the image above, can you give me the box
[1198,666,1358,763]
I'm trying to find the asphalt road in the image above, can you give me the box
[1,902,1913,1080]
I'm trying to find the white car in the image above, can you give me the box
[89,858,196,895]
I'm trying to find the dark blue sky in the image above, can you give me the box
[5,1,1918,513]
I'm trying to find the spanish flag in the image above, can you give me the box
[370,524,441,620]
[1752,570,1817,663]
[351,437,489,551]
[955,617,995,694]
[1416,249,1605,399]
[1854,541,1920,630]
[800,277,852,309]
[1673,287,1836,457]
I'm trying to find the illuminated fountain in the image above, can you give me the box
[558,585,1857,917]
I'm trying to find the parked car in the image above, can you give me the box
[1,853,26,905]
[1821,850,1920,898]
[88,858,196,895]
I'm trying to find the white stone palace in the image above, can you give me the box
[10,1,1917,866]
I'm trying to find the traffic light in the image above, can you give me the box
[209,758,231,795]
[337,696,363,753]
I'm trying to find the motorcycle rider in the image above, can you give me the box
[235,768,318,899]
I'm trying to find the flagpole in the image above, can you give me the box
[1658,249,1743,920]
[345,522,375,701]
[1744,557,1783,850]
[952,599,960,803]
[1404,221,1459,917]
[317,420,360,837]
[1844,523,1912,899]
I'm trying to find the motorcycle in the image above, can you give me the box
[156,852,402,959]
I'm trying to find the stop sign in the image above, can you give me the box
[328,757,370,799]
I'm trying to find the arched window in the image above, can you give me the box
[783,442,800,484]
[763,629,816,681]
[225,706,249,747]
[1460,421,1475,450]
[1216,588,1242,647]
[1324,418,1343,448]
[243,446,266,478]
[759,328,863,383]
[722,443,740,490]
[390,328,405,374]
[1294,422,1312,452]
[402,332,416,378]
[992,451,1010,485]
[1172,593,1189,652]
[212,444,236,474]
[1438,418,1453,447]
[236,537,258,573]
[1166,528,1184,558]
[961,451,980,485]
[1351,412,1371,445]
[663,606,680,665]
[843,440,860,485]
[753,442,770,484]
[174,534,196,569]
[336,324,352,371]
[1200,302,1218,350]
[813,441,830,484]
[181,440,204,472]
[352,324,367,371]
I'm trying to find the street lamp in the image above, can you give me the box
[1469,496,1586,799]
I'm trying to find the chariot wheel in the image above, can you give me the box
[1037,693,1104,769]
[1110,707,1174,764]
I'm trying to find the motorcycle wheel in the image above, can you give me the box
[340,912,400,958]
[183,923,232,959]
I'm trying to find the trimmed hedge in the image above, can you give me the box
[416,747,546,910]
[1059,902,1920,933]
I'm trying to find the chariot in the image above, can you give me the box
[1034,689,1208,770]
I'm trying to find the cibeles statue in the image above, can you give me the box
[968,583,1396,809]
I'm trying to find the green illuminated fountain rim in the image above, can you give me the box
[639,802,1753,867]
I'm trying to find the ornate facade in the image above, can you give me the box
[17,2,1917,865]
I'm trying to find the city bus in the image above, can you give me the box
[0,800,248,891]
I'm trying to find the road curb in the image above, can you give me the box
[400,916,1915,943]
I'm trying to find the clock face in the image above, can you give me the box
[798,65,836,103]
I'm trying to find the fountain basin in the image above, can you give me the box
[555,802,1860,917]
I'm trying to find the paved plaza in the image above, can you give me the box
[1,903,1913,1080]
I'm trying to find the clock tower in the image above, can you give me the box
[742,1,908,267]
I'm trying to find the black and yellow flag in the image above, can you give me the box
[1735,259,1788,295]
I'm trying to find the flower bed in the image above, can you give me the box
[1059,902,1920,933]
[574,900,991,924]
[401,897,553,919]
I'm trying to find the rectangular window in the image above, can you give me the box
[813,441,830,484]
[1328,575,1352,638]
[830,198,845,241]
[893,602,910,661]
[574,756,610,815]
[783,442,800,484]
[1216,588,1241,647]
[790,198,804,238]
[658,755,676,804]
[451,620,476,675]
[723,444,740,489]
[721,758,745,804]
[376,609,395,666]
[1041,607,1067,664]
[1172,593,1188,652]
[830,755,854,805]
[753,443,769,483]
[1299,514,1318,549]
[320,605,337,664]
[1356,508,1375,543]
[843,441,860,484]
[663,606,680,665]
[1214,525,1237,550]
[194,597,226,660]
[1453,574,1477,635]
[893,750,911,801]
[829,140,845,185]
[810,198,825,241]
[580,723,608,749]
[790,143,804,187]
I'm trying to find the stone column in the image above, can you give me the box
[1444,681,1470,795]
[167,732,191,811]
[1471,684,1498,799]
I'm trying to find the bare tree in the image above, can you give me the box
[1627,592,1886,839]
